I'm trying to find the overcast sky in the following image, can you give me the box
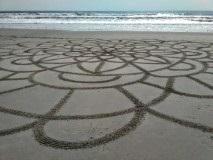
[0,0,213,11]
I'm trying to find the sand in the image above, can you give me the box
[0,29,212,160]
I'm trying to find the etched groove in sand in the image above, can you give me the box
[0,38,213,149]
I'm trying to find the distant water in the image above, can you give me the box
[1,11,213,32]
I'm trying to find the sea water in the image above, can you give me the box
[0,11,213,32]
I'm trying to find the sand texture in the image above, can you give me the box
[0,29,213,160]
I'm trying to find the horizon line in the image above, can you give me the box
[1,9,213,12]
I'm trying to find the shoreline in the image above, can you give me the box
[1,28,213,42]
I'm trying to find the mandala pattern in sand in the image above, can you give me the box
[0,37,213,149]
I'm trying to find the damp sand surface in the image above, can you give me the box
[0,29,213,160]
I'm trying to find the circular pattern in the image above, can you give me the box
[0,38,213,150]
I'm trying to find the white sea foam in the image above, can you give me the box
[1,11,213,32]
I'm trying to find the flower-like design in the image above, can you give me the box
[0,37,213,150]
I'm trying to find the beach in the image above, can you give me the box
[1,28,213,41]
[0,29,213,160]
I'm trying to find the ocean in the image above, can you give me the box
[0,11,213,32]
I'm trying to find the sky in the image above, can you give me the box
[0,0,213,11]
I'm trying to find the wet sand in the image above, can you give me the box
[0,29,213,160]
